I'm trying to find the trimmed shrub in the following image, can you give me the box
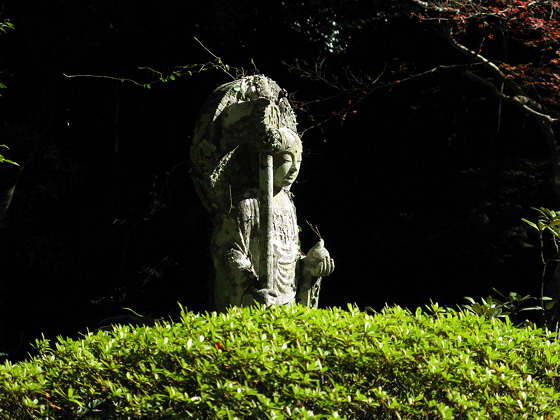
[1,303,559,419]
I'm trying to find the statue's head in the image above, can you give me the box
[273,127,303,191]
[191,75,301,211]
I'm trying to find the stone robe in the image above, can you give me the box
[211,187,320,311]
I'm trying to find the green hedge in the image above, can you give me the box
[1,304,559,419]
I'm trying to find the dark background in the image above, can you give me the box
[0,0,556,360]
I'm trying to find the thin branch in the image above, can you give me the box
[64,37,237,87]
[445,27,507,81]
[410,0,459,14]
[463,71,559,124]
[296,62,476,136]
[137,67,163,79]
[193,37,235,80]
[444,27,560,124]
[63,73,147,87]
[410,0,515,20]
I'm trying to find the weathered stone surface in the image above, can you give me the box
[191,75,334,311]
[191,75,296,215]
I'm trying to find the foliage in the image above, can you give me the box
[522,207,560,324]
[410,0,560,122]
[0,19,14,98]
[0,145,18,166]
[522,207,560,260]
[0,20,17,166]
[1,304,560,419]
[0,19,13,33]
[462,289,544,325]
[287,0,560,140]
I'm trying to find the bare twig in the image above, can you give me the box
[291,58,478,136]
[444,27,560,124]
[306,220,322,239]
[137,67,163,79]
[193,37,235,80]
[63,73,147,86]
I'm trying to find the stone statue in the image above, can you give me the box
[191,75,334,311]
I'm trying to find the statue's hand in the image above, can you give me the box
[304,239,335,278]
[253,288,279,306]
[305,256,335,277]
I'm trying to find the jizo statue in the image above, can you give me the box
[191,75,334,311]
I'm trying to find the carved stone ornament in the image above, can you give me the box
[191,75,334,311]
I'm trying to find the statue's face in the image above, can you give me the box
[273,147,302,189]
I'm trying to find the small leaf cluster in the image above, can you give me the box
[0,145,18,166]
[522,207,560,280]
[0,19,14,98]
[1,304,559,418]
[522,206,560,241]
[0,19,13,34]
[463,288,549,324]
